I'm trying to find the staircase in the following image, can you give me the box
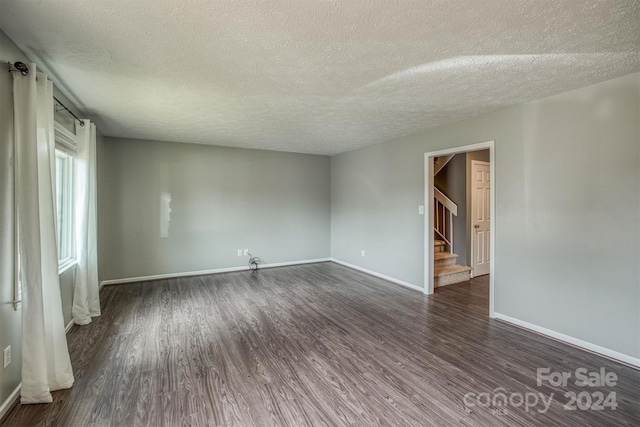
[433,155,471,288]
[433,240,471,287]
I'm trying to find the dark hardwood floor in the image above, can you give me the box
[2,262,638,426]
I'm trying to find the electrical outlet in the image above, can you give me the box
[237,249,242,256]
[244,249,249,256]
[3,346,10,368]
[361,250,365,257]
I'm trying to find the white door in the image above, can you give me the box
[471,160,490,276]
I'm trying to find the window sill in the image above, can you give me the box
[58,259,77,276]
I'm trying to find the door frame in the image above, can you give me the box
[423,141,495,317]
[470,159,491,278]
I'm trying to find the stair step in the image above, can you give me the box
[434,264,471,277]
[434,240,446,253]
[434,264,471,288]
[434,252,457,267]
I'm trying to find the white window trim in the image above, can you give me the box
[54,122,77,155]
[59,258,77,276]
[55,122,77,273]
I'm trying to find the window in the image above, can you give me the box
[55,149,75,268]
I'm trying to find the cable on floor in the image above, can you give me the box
[248,253,263,272]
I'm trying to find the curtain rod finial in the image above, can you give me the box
[8,61,29,76]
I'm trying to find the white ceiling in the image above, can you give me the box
[2,1,639,155]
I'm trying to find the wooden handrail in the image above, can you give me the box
[434,187,457,216]
[434,188,457,254]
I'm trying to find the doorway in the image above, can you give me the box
[424,141,495,317]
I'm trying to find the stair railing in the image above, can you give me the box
[434,187,457,254]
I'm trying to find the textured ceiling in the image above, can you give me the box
[2,0,639,155]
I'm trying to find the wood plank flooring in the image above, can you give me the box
[2,262,639,426]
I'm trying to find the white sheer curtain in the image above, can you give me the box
[73,120,101,324]
[13,65,74,404]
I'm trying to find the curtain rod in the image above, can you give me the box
[54,96,85,126]
[9,61,85,126]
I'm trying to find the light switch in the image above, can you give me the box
[418,205,424,215]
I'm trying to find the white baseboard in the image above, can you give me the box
[65,319,75,334]
[330,258,424,292]
[99,258,331,286]
[494,312,640,369]
[0,383,21,422]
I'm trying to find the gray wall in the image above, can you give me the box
[434,153,468,266]
[0,29,26,413]
[331,72,640,359]
[99,138,331,281]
